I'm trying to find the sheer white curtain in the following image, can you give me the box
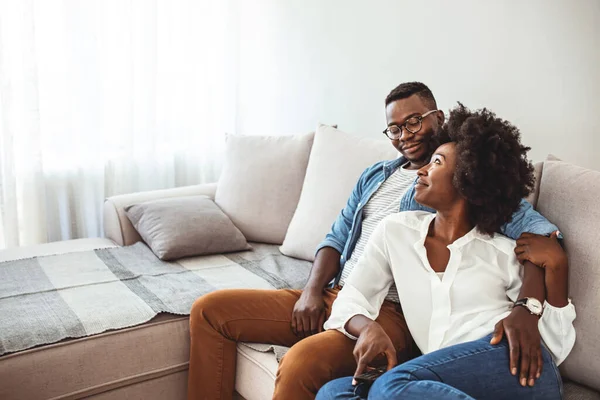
[0,0,236,249]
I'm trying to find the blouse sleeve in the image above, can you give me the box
[323,218,395,340]
[538,300,576,365]
[503,251,576,365]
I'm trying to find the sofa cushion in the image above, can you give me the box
[563,381,600,400]
[535,157,600,391]
[104,183,219,247]
[235,344,278,400]
[280,124,398,261]
[125,195,250,260]
[0,238,116,262]
[215,132,314,244]
[0,312,190,400]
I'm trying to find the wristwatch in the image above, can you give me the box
[514,297,543,316]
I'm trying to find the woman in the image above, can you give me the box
[317,104,575,400]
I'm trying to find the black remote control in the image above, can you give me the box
[354,366,387,385]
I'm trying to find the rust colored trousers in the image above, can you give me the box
[187,288,412,400]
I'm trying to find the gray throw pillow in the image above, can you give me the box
[125,195,250,260]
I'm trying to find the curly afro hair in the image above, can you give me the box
[438,103,535,235]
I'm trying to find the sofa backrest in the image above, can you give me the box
[536,157,600,391]
[280,124,398,261]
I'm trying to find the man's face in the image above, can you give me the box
[385,95,443,168]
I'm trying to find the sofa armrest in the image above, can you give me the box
[103,183,218,246]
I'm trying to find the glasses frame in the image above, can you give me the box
[383,109,439,140]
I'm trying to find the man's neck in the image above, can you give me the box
[403,160,429,170]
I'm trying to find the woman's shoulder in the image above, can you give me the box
[383,210,434,231]
[476,232,517,257]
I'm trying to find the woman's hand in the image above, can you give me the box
[491,306,542,387]
[514,231,567,271]
[352,321,397,385]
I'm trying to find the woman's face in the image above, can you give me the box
[414,142,461,210]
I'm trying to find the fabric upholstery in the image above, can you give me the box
[0,312,190,400]
[536,157,600,391]
[563,381,600,400]
[235,345,278,400]
[104,182,218,246]
[0,238,116,262]
[85,370,189,400]
[126,195,250,260]
[526,161,543,208]
[280,124,398,261]
[215,132,314,244]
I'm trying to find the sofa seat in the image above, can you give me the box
[235,345,278,400]
[0,237,276,400]
[0,237,117,262]
[2,229,599,399]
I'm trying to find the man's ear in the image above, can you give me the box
[436,110,445,127]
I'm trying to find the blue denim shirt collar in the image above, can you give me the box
[382,157,407,179]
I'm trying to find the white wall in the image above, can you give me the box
[234,0,600,169]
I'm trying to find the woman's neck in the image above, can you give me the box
[429,207,474,245]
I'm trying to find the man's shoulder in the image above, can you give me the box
[359,157,404,183]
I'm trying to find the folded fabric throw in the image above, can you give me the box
[0,242,311,356]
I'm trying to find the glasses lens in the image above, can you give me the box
[386,126,401,139]
[405,117,421,133]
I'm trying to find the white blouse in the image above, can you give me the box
[324,211,576,365]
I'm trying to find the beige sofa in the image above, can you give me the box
[1,126,599,400]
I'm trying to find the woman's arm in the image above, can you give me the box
[513,232,576,365]
[515,232,569,307]
[323,220,395,337]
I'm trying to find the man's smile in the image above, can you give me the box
[402,141,422,154]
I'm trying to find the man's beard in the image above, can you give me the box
[408,132,440,165]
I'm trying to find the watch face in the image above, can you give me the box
[527,298,543,314]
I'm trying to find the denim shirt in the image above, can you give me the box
[316,157,560,285]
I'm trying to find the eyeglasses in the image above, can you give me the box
[382,110,439,140]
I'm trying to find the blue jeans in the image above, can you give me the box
[316,334,563,400]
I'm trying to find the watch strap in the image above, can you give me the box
[514,298,543,316]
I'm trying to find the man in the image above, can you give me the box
[187,82,558,400]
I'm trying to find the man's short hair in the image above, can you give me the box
[385,82,437,110]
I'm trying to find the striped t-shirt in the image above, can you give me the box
[339,164,418,303]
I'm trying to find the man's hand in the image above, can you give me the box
[515,231,567,271]
[291,290,326,338]
[352,321,397,385]
[490,306,542,387]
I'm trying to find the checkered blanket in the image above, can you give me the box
[0,242,311,356]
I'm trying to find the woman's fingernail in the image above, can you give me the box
[511,368,517,375]
[520,378,526,386]
[537,372,541,378]
[529,379,535,386]
[352,379,357,386]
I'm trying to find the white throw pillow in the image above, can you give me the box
[280,124,398,261]
[214,132,314,244]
